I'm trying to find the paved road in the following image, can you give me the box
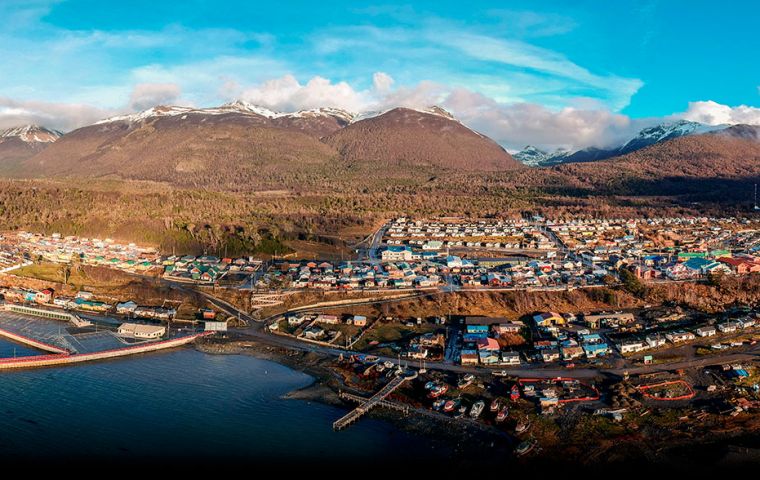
[366,222,389,265]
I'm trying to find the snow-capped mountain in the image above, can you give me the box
[94,101,355,126]
[513,145,571,167]
[618,120,722,155]
[0,125,62,143]
[350,105,455,124]
[516,120,725,167]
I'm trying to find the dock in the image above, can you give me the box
[333,370,417,430]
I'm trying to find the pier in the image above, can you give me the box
[333,370,417,430]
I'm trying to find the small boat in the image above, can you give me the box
[432,398,446,410]
[443,398,460,413]
[510,384,520,401]
[496,406,509,422]
[470,400,485,419]
[383,361,394,369]
[515,419,531,434]
[458,373,475,389]
[490,398,502,412]
[515,439,536,457]
[428,384,449,398]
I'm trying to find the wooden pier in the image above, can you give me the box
[333,371,416,430]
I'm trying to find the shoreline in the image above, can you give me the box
[194,333,516,464]
[194,332,760,470]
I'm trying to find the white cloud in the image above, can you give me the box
[231,73,642,150]
[0,97,113,131]
[441,88,639,151]
[129,83,182,110]
[372,72,394,94]
[679,100,760,126]
[238,74,371,112]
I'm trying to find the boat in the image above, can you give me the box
[492,370,509,377]
[510,384,520,401]
[428,384,449,398]
[515,419,531,434]
[496,406,509,422]
[515,439,536,457]
[432,398,446,410]
[490,398,502,412]
[443,398,460,413]
[383,361,394,369]
[470,400,485,419]
[458,373,475,389]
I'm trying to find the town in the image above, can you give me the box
[3,215,760,462]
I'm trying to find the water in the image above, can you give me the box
[0,346,440,462]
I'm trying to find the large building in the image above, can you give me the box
[117,323,166,339]
[381,245,415,262]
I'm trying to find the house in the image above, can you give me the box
[581,333,604,345]
[479,350,500,365]
[718,321,739,333]
[460,349,479,366]
[204,320,228,332]
[381,246,415,262]
[696,326,716,337]
[493,322,523,335]
[287,314,309,326]
[116,301,138,315]
[477,337,500,351]
[35,288,54,304]
[76,291,95,300]
[500,351,521,365]
[418,332,445,347]
[315,314,339,325]
[201,308,216,320]
[561,345,584,361]
[718,257,760,275]
[739,317,756,329]
[53,296,73,308]
[665,330,695,344]
[117,323,166,339]
[619,339,646,354]
[583,343,609,358]
[350,315,368,327]
[541,348,561,362]
[302,325,325,340]
[533,312,564,327]
[584,312,635,328]
[645,334,666,348]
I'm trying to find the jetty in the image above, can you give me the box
[333,370,417,430]
[0,304,213,370]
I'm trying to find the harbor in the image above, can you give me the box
[0,304,210,369]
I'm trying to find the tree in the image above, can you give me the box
[619,267,647,298]
[61,264,71,285]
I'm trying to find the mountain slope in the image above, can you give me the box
[25,106,340,189]
[555,132,760,196]
[324,107,519,171]
[0,125,61,174]
[516,120,723,167]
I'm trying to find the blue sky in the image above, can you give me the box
[1,0,759,149]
